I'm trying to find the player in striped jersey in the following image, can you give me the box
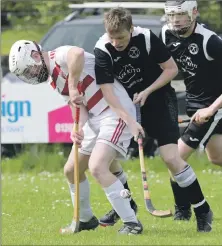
[9,40,143,235]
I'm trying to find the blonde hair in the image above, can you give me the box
[104,7,132,33]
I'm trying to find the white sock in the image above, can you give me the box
[68,179,93,222]
[103,179,137,223]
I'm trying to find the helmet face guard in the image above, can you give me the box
[18,64,49,85]
[164,0,197,36]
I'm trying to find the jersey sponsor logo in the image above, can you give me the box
[173,42,180,47]
[188,43,199,55]
[117,64,141,86]
[128,46,140,58]
[176,55,198,78]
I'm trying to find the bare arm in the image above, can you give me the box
[134,30,178,106]
[69,103,88,145]
[134,57,178,106]
[191,94,222,124]
[100,84,132,123]
[69,103,89,129]
[209,94,222,113]
[145,30,178,93]
[190,34,222,123]
[145,57,178,94]
[94,44,144,139]
[67,47,85,106]
[67,47,85,90]
[100,83,145,139]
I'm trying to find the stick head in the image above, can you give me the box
[59,220,80,235]
[70,220,80,233]
[151,209,173,218]
[145,199,173,218]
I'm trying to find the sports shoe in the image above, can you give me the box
[174,205,192,221]
[118,220,143,235]
[196,209,213,232]
[99,199,138,226]
[60,216,99,234]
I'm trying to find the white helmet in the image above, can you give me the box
[9,40,48,85]
[164,0,198,35]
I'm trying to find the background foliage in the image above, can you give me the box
[2,0,222,55]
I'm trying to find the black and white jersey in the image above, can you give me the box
[94,26,172,99]
[161,23,222,112]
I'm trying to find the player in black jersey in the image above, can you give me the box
[94,6,213,232]
[160,0,221,225]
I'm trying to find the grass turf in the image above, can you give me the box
[2,154,222,245]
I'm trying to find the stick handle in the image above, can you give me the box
[135,104,150,200]
[135,103,142,125]
[73,107,80,222]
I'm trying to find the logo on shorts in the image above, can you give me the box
[188,43,199,55]
[128,46,140,58]
[190,137,199,142]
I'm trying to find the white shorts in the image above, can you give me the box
[78,107,135,159]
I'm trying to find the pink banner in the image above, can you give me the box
[48,105,73,143]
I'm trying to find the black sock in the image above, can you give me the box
[123,181,130,191]
[113,171,131,192]
[174,165,210,216]
[188,179,210,215]
[170,178,191,209]
[123,181,137,207]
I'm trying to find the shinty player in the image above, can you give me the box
[161,0,221,226]
[8,40,143,235]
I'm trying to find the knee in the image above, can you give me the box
[162,153,179,166]
[208,156,222,166]
[89,164,101,179]
[162,153,187,175]
[64,161,74,178]
[89,161,108,181]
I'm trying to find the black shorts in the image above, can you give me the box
[141,90,180,147]
[181,110,222,149]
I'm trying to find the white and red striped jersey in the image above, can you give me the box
[48,46,133,117]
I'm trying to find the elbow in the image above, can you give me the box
[100,84,115,105]
[174,66,179,77]
[168,57,178,78]
[100,84,110,98]
[76,48,85,58]
[70,47,85,58]
[78,48,85,55]
[171,63,178,78]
